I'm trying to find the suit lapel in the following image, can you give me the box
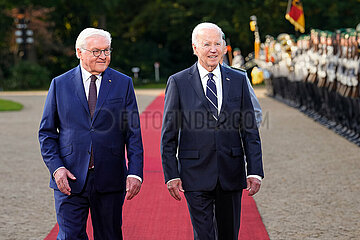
[73,66,91,117]
[92,68,112,122]
[187,63,213,114]
[219,65,231,115]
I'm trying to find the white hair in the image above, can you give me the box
[191,22,224,47]
[75,28,112,59]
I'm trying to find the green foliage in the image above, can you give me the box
[1,0,360,89]
[2,61,50,90]
[304,0,360,30]
[0,99,23,111]
[135,82,167,89]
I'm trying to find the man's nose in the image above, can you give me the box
[210,45,217,52]
[99,50,106,58]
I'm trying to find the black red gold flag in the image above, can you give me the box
[285,0,305,33]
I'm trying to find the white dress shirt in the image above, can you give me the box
[197,62,223,115]
[80,65,101,98]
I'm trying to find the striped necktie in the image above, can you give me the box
[206,72,218,120]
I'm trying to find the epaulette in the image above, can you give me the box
[230,66,247,73]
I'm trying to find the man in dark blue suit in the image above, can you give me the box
[161,23,264,240]
[39,28,143,240]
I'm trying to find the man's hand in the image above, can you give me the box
[246,177,261,196]
[54,168,76,195]
[167,179,184,201]
[126,177,142,200]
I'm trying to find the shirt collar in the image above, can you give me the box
[80,64,102,82]
[197,62,221,80]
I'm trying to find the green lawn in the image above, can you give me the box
[135,82,166,89]
[0,99,23,111]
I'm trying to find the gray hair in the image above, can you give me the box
[191,22,224,47]
[75,28,112,59]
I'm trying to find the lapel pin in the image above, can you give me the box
[226,77,230,81]
[109,79,112,83]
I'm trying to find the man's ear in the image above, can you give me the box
[192,44,197,56]
[76,48,82,59]
[223,46,228,55]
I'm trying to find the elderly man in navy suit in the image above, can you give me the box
[161,22,264,240]
[39,28,143,240]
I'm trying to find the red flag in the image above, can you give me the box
[285,0,305,33]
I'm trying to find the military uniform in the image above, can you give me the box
[263,27,360,146]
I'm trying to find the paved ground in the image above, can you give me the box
[254,89,360,240]
[0,88,359,240]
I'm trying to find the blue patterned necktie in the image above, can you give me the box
[206,72,218,120]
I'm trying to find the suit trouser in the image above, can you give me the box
[184,182,242,240]
[54,169,126,240]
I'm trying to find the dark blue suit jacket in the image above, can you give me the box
[161,63,263,192]
[39,66,143,193]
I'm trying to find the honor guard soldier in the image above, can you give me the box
[316,31,329,121]
[334,31,348,132]
[306,29,321,115]
[335,30,355,136]
[269,35,285,98]
[293,35,308,107]
[346,30,360,142]
[353,31,360,144]
[324,31,338,126]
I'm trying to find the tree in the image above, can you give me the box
[1,0,359,89]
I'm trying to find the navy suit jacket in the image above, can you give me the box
[161,63,263,192]
[39,65,143,193]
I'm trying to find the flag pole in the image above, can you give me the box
[286,0,292,16]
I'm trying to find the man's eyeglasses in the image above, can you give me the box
[82,48,112,57]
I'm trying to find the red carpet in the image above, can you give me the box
[44,94,269,240]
